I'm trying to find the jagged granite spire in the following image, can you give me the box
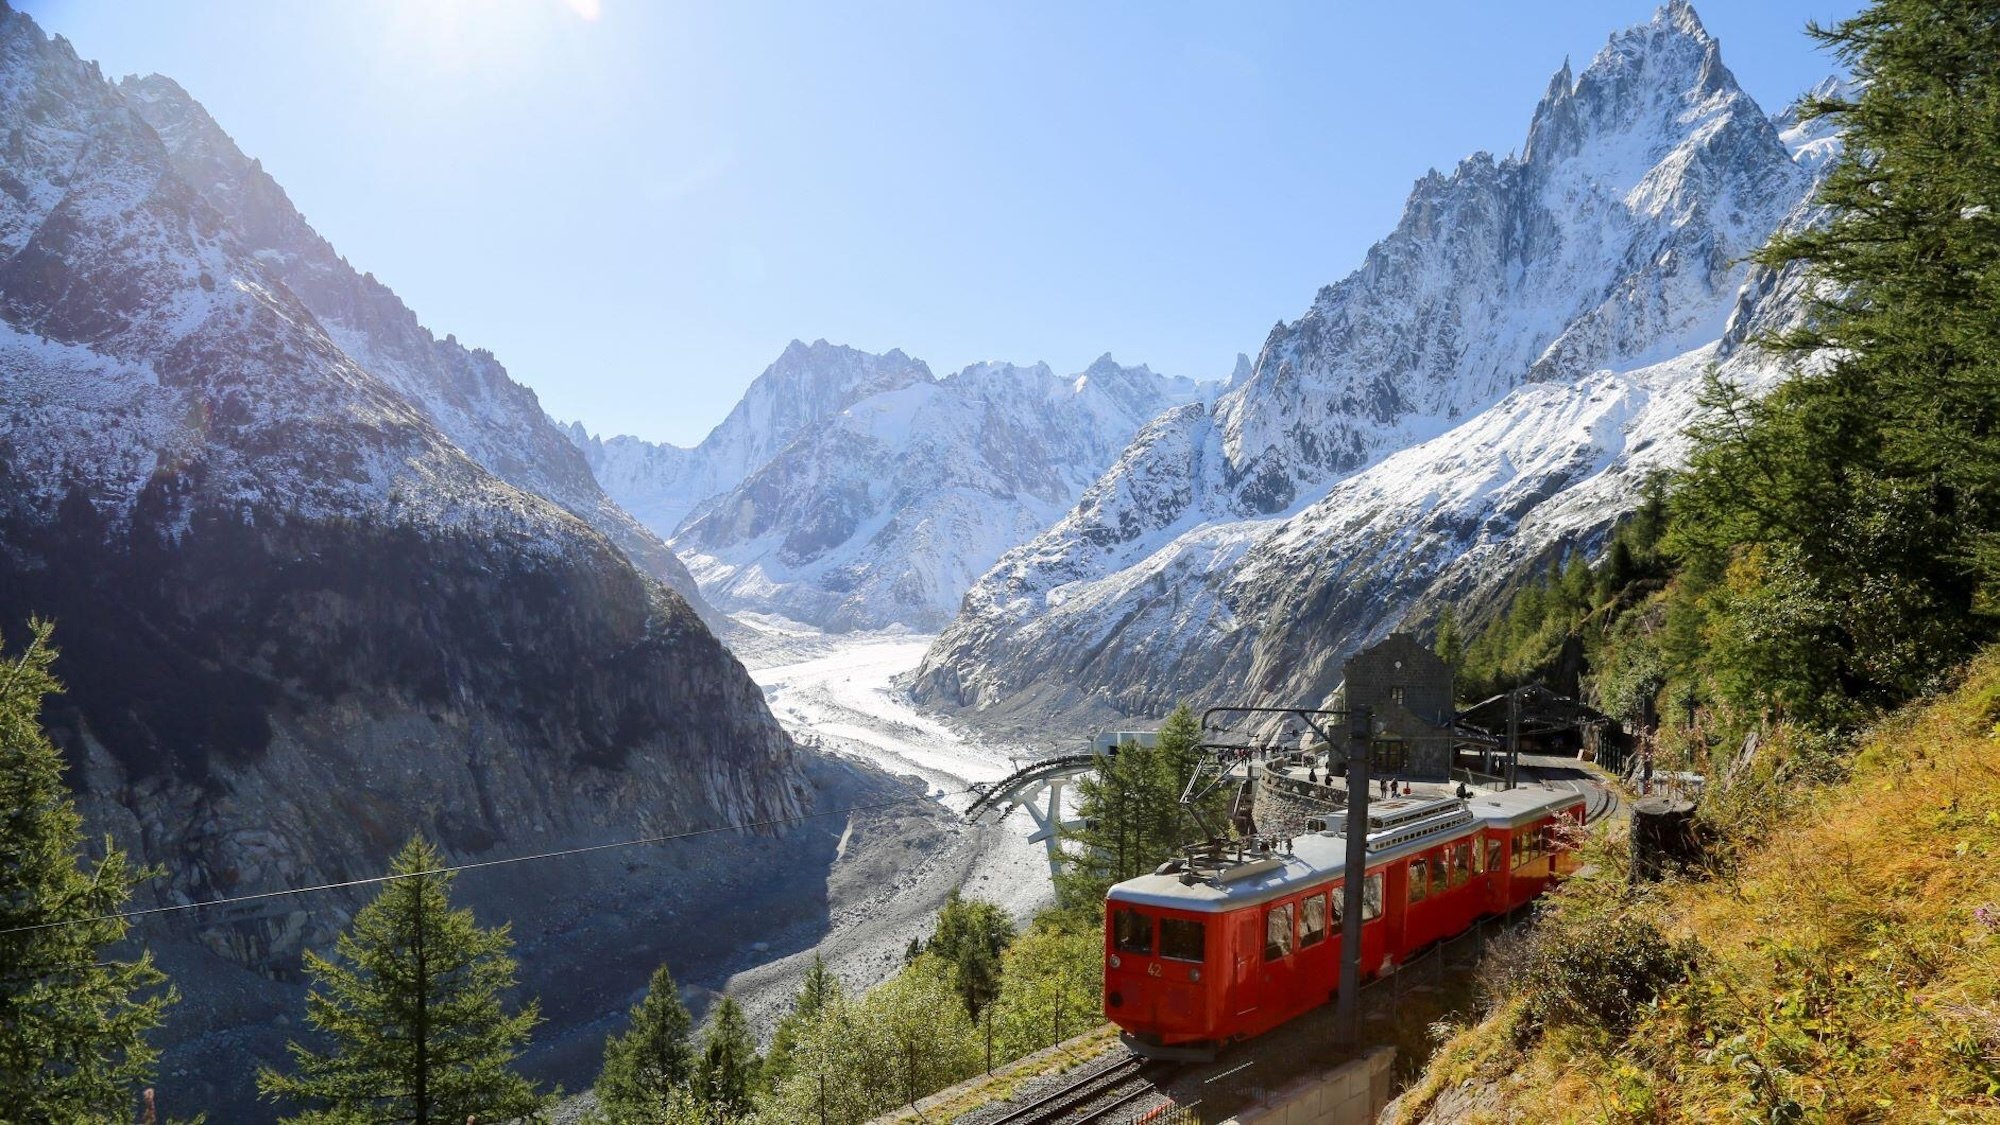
[913,1,1820,736]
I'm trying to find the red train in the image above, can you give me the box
[1102,786,1585,1057]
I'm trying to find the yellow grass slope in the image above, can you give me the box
[1397,648,2000,1123]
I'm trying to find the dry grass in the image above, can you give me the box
[1397,648,2000,1123]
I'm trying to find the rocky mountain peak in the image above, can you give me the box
[913,1,1821,733]
[1524,1,1739,172]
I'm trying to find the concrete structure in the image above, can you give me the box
[1221,1045,1396,1125]
[1339,633,1456,780]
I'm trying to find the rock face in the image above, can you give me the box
[673,354,1212,630]
[913,0,1827,732]
[113,72,716,621]
[0,5,809,1113]
[576,345,1213,630]
[569,339,938,538]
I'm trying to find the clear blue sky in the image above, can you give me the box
[21,0,1858,447]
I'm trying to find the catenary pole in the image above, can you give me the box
[1336,704,1371,1044]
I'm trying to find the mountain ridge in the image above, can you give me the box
[574,342,1218,630]
[0,6,819,1113]
[114,71,717,620]
[911,1,1828,731]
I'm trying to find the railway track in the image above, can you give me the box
[988,1053,1171,1125]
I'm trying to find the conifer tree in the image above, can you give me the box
[695,995,760,1118]
[1660,0,2000,725]
[1057,705,1222,909]
[595,964,696,1124]
[1432,606,1463,677]
[925,890,1015,1019]
[0,621,173,1123]
[258,837,548,1124]
[764,954,840,1091]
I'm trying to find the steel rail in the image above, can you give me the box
[988,1055,1149,1125]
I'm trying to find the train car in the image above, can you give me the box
[1102,785,1585,1058]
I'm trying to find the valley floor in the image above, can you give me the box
[719,614,1061,1030]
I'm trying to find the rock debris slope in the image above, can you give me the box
[913,0,1829,731]
[0,4,809,1111]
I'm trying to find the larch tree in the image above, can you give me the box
[763,953,840,1092]
[594,963,697,1125]
[1057,704,1223,910]
[1671,0,2000,726]
[695,995,761,1118]
[925,890,1015,1020]
[257,836,549,1124]
[0,621,173,1123]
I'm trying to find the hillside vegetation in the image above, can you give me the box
[1401,2,2000,1120]
[1400,647,2000,1122]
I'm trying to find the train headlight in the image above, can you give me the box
[1189,968,1201,982]
[1109,954,1121,969]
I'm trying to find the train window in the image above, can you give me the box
[1363,873,1384,920]
[1451,843,1472,888]
[1113,907,1153,954]
[1407,858,1428,904]
[1329,882,1344,924]
[1486,838,1503,874]
[1470,837,1485,874]
[1300,894,1327,947]
[1160,917,1205,962]
[1429,853,1449,893]
[1264,903,1296,960]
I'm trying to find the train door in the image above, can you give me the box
[1232,911,1260,1015]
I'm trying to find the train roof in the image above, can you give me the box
[1106,784,1584,913]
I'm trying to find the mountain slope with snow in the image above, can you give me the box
[115,73,713,616]
[914,0,1826,730]
[0,7,810,1111]
[673,354,1212,629]
[568,339,937,537]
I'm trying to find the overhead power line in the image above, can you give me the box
[1,785,978,938]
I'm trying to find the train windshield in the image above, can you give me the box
[1113,906,1153,954]
[1160,917,1205,962]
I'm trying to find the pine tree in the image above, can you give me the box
[258,837,549,1124]
[1057,705,1224,910]
[0,621,173,1123]
[1432,605,1464,677]
[925,891,1015,1019]
[764,954,841,1091]
[595,964,696,1125]
[695,996,760,1118]
[1668,0,2000,724]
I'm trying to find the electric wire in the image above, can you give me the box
[0,784,982,937]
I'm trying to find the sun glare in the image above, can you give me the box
[378,0,602,84]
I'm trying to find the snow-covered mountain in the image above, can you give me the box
[672,353,1212,629]
[0,6,808,1111]
[112,72,715,618]
[573,343,1215,630]
[568,339,937,537]
[913,0,1828,730]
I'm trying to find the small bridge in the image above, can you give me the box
[964,732,1156,876]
